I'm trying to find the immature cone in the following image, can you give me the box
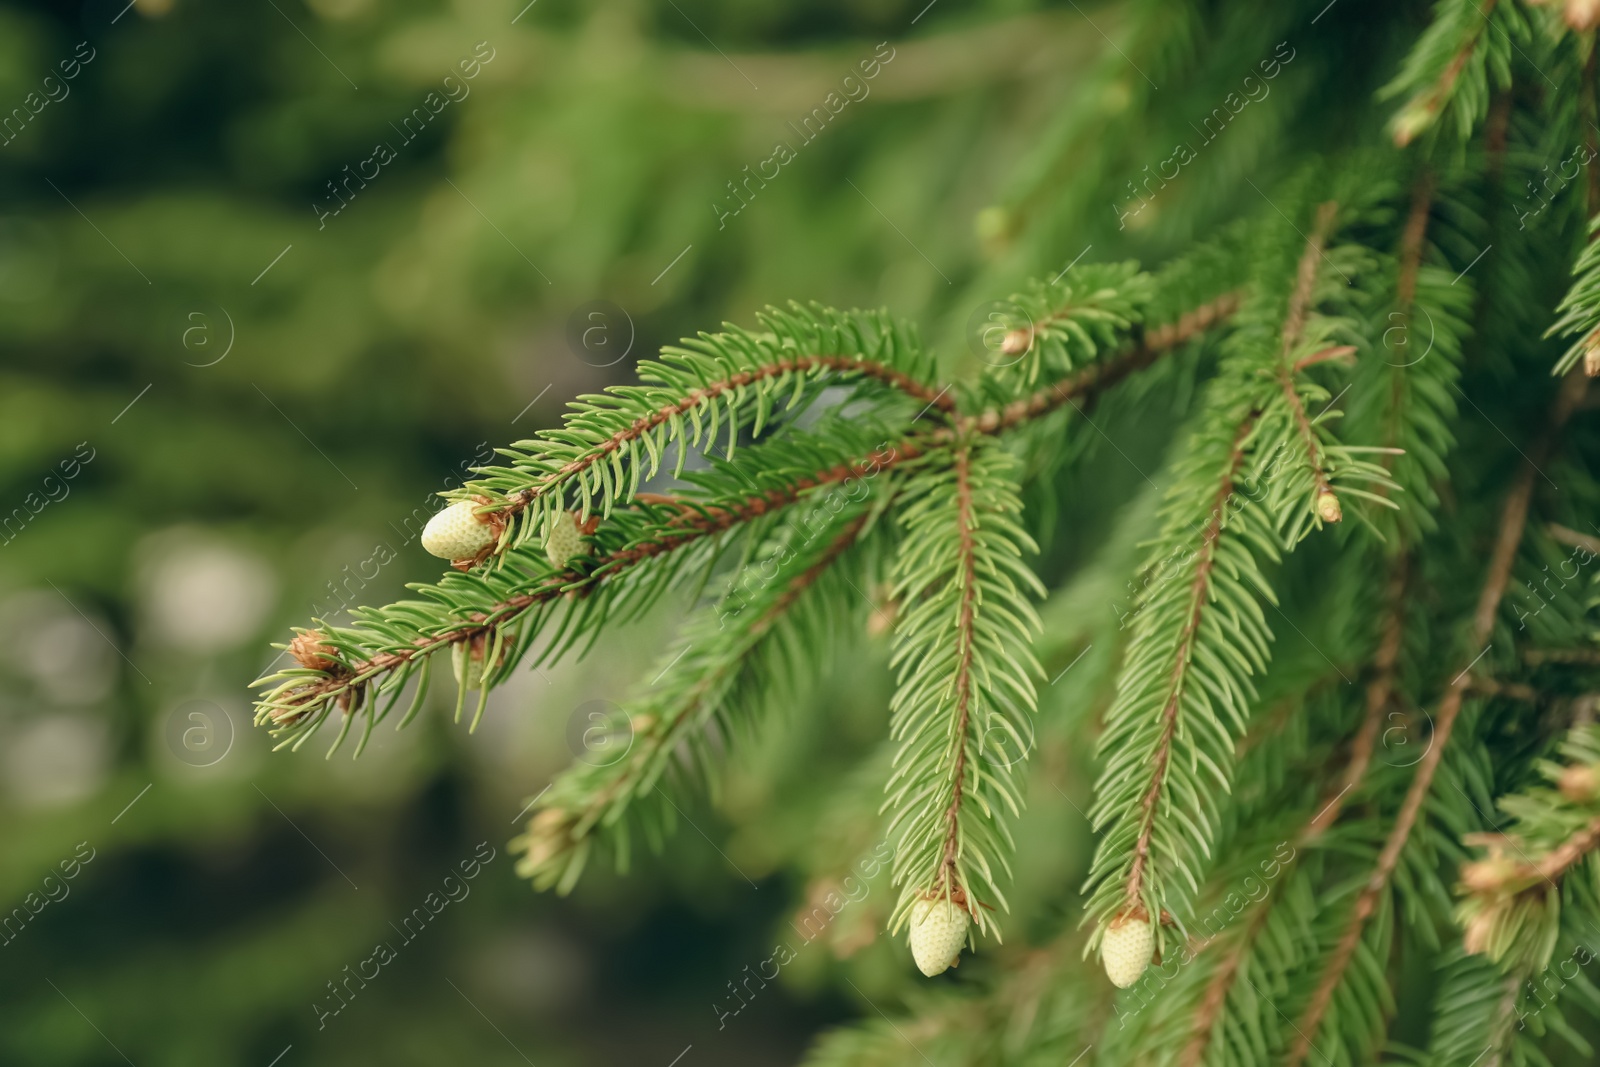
[421,499,498,561]
[544,510,589,568]
[1101,911,1154,988]
[288,630,338,672]
[908,898,970,977]
[1316,490,1342,524]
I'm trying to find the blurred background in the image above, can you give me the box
[0,0,1392,1063]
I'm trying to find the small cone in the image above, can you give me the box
[289,630,338,672]
[1316,491,1342,524]
[545,510,590,568]
[908,898,969,977]
[422,500,498,561]
[1101,912,1154,988]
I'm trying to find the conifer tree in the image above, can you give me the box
[251,2,1600,1062]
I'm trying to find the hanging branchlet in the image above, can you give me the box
[515,504,881,894]
[1289,371,1591,1067]
[882,439,1044,952]
[1456,724,1600,970]
[1381,0,1521,146]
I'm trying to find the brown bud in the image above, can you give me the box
[290,631,339,672]
[1316,491,1343,524]
[1567,0,1600,30]
[1584,340,1600,378]
[1000,328,1033,356]
[1560,763,1600,803]
[1460,855,1520,893]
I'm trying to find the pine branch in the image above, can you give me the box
[1288,370,1591,1067]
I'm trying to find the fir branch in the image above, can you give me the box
[884,439,1044,939]
[458,304,939,558]
[1383,0,1518,147]
[1122,414,1257,914]
[964,290,1242,435]
[516,506,876,892]
[1288,370,1591,1067]
[1456,724,1600,970]
[1179,561,1406,1067]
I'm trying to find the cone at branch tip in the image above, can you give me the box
[908,897,970,977]
[422,498,500,563]
[1101,909,1154,988]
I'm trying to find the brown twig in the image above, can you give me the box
[964,291,1243,435]
[1277,202,1342,512]
[935,446,981,908]
[1287,370,1590,1067]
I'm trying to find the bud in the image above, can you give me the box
[289,630,338,672]
[1000,328,1033,356]
[1462,907,1497,956]
[1560,763,1600,803]
[1584,335,1600,378]
[908,897,970,977]
[422,499,499,562]
[1459,855,1519,894]
[545,510,591,569]
[1316,491,1343,524]
[1390,100,1434,148]
[1567,0,1600,30]
[1101,910,1154,988]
